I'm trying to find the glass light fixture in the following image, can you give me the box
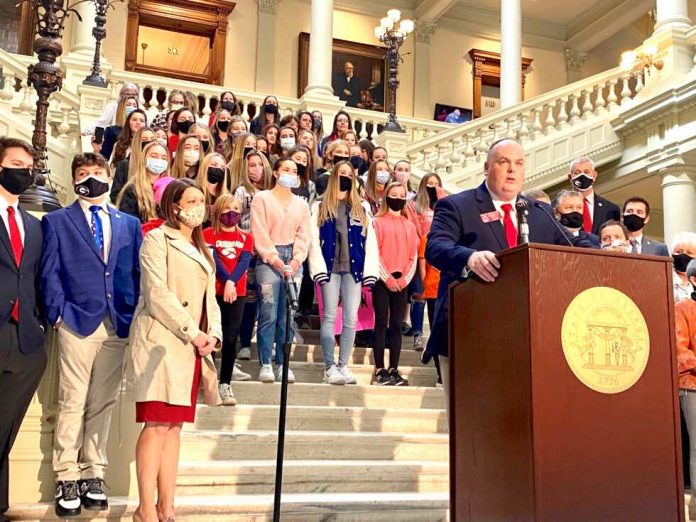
[380,16,393,29]
[399,19,414,34]
[643,44,657,57]
[387,9,401,22]
[374,26,386,39]
[620,50,637,69]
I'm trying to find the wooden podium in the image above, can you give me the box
[449,244,684,521]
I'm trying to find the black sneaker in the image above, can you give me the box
[374,368,395,386]
[55,480,81,517]
[390,368,410,386]
[79,478,108,511]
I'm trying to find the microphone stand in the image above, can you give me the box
[272,274,299,522]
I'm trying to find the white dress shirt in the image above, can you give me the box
[79,198,112,260]
[631,233,643,254]
[0,193,25,244]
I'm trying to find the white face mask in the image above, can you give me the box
[280,137,296,151]
[170,103,184,111]
[183,150,199,167]
[376,171,390,185]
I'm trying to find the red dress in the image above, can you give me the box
[135,355,202,423]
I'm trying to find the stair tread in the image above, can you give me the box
[178,459,449,468]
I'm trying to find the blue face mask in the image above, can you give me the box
[146,157,168,175]
[277,172,299,189]
[125,106,137,116]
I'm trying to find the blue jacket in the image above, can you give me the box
[40,200,142,338]
[425,183,594,357]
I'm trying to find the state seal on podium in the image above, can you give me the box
[561,286,650,394]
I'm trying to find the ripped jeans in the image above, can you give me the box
[255,245,303,366]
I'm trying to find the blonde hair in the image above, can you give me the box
[189,123,214,151]
[226,132,256,186]
[210,193,242,234]
[198,152,229,205]
[298,129,320,168]
[171,135,203,180]
[322,139,349,169]
[117,141,169,221]
[377,181,408,217]
[237,150,272,194]
[414,173,442,214]
[318,161,367,227]
[115,95,139,127]
[127,127,156,179]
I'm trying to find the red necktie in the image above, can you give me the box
[501,203,518,248]
[7,206,22,321]
[582,198,592,233]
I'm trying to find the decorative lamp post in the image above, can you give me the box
[374,9,414,133]
[18,0,90,212]
[83,0,122,87]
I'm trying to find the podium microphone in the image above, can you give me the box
[515,199,530,245]
[532,201,574,247]
[282,266,299,311]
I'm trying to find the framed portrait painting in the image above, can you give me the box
[298,32,392,113]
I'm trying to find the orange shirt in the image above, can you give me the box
[419,236,440,299]
[675,298,696,390]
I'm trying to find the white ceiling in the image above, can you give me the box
[458,0,604,25]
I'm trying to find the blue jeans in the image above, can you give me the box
[320,272,362,367]
[255,245,302,366]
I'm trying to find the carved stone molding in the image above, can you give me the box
[258,0,279,15]
[564,48,587,74]
[414,21,436,45]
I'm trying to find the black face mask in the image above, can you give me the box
[177,120,193,134]
[339,176,352,192]
[674,253,693,273]
[221,101,236,112]
[386,196,406,212]
[264,104,278,114]
[207,167,225,185]
[313,117,322,130]
[426,186,438,203]
[74,175,109,199]
[201,141,211,154]
[558,211,584,229]
[623,213,646,232]
[0,167,34,195]
[243,146,255,158]
[333,155,349,164]
[571,174,594,191]
[350,156,364,170]
[217,120,230,132]
[295,163,306,178]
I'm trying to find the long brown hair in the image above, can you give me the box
[365,160,392,204]
[318,161,367,227]
[171,135,203,179]
[285,145,313,187]
[198,152,230,205]
[112,108,147,164]
[237,150,272,195]
[160,178,214,268]
[414,173,442,214]
[115,95,139,127]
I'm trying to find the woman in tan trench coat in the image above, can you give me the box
[127,178,222,522]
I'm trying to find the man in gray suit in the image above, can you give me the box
[622,196,669,256]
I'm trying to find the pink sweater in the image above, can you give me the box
[250,190,311,265]
[373,213,418,285]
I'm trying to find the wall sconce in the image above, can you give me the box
[620,44,663,75]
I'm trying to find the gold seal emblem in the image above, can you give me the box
[561,287,649,394]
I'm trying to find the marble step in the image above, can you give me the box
[6,492,449,521]
[175,460,450,495]
[231,360,438,387]
[194,404,448,433]
[179,430,449,461]
[228,381,445,409]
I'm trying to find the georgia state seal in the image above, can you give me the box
[561,287,649,394]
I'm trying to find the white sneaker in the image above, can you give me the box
[218,383,237,406]
[274,364,295,383]
[237,347,251,360]
[338,365,357,385]
[259,364,275,383]
[324,365,346,385]
[232,363,252,381]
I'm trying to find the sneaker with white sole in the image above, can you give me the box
[237,347,251,360]
[231,363,251,381]
[323,365,346,385]
[259,364,275,383]
[55,480,81,517]
[413,334,424,352]
[338,365,357,385]
[274,364,295,383]
[218,383,237,405]
[79,478,108,511]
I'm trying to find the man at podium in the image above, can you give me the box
[425,138,593,416]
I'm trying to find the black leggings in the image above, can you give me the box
[373,280,408,370]
[298,259,314,315]
[216,297,245,384]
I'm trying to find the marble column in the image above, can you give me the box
[255,0,279,93]
[500,0,522,109]
[654,0,692,33]
[413,21,436,119]
[661,166,696,245]
[303,0,335,98]
[68,1,97,57]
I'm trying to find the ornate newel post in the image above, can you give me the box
[83,0,121,87]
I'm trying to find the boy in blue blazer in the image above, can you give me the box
[40,153,142,518]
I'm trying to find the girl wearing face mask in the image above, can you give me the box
[171,135,203,180]
[250,95,280,135]
[128,178,221,522]
[198,153,229,211]
[671,232,696,303]
[372,182,418,386]
[189,123,215,156]
[315,140,350,197]
[168,108,196,154]
[226,132,257,187]
[212,109,232,153]
[250,159,311,384]
[364,160,393,216]
[278,126,297,155]
[153,127,168,146]
[99,97,141,160]
[208,90,240,128]
[110,127,156,204]
[393,160,416,201]
[118,142,170,223]
[357,139,375,177]
[203,194,254,406]
[256,137,269,157]
[308,161,379,385]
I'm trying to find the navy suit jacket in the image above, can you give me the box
[591,194,620,235]
[0,208,45,353]
[577,229,601,248]
[40,200,142,338]
[425,183,593,357]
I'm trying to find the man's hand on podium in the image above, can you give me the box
[467,251,500,282]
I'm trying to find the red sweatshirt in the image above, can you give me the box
[373,213,418,286]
